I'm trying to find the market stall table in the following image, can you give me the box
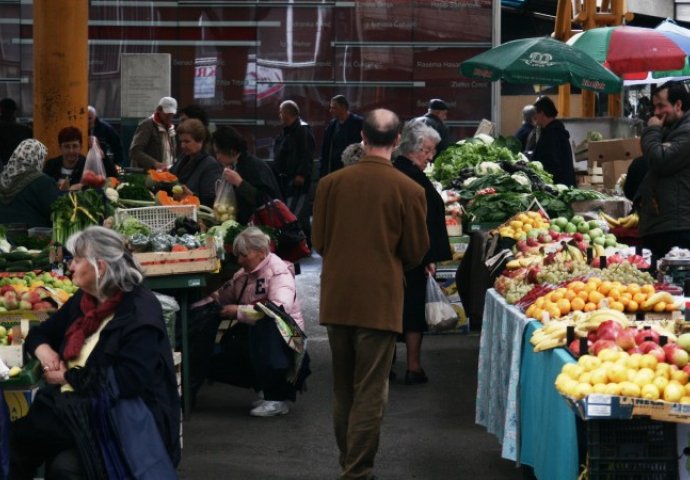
[144,272,206,418]
[477,290,580,479]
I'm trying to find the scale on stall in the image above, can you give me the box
[658,258,690,286]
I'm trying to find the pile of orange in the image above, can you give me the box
[525,278,666,320]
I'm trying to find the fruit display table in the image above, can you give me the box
[477,290,580,479]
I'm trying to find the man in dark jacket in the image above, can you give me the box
[273,100,315,242]
[319,95,363,177]
[0,98,32,167]
[637,81,690,258]
[532,96,576,187]
[88,106,123,166]
[415,99,451,160]
[515,105,536,152]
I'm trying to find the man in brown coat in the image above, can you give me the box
[312,109,429,480]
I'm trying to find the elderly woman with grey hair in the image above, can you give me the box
[341,142,365,167]
[10,226,180,478]
[205,226,304,417]
[392,120,452,385]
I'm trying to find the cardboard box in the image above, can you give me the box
[565,393,690,424]
[588,137,642,165]
[602,159,632,189]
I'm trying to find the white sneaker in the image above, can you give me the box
[250,400,289,417]
[251,391,265,408]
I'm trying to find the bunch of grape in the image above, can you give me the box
[536,261,590,285]
[504,282,534,304]
[598,262,654,285]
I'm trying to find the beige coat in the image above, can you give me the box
[312,155,429,333]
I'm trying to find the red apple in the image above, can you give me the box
[596,320,623,341]
[591,339,620,356]
[635,329,660,346]
[3,291,18,310]
[587,331,598,343]
[639,340,662,354]
[667,346,690,368]
[627,346,643,354]
[647,347,667,363]
[0,286,14,296]
[616,329,637,350]
[573,232,584,241]
[682,365,690,377]
[569,338,592,357]
[549,231,560,241]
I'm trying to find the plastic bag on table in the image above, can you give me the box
[81,136,107,188]
[425,276,459,332]
[154,292,180,344]
[213,179,237,223]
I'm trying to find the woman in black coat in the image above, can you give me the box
[211,125,282,225]
[393,120,452,385]
[10,226,180,479]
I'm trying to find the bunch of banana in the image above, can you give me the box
[573,308,630,337]
[505,256,540,270]
[564,244,585,262]
[641,291,680,311]
[530,320,572,352]
[599,211,639,229]
[590,242,606,258]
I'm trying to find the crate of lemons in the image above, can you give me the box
[495,211,550,241]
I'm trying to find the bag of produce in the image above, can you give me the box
[81,136,107,188]
[213,179,237,223]
[425,276,458,332]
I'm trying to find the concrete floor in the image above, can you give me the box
[177,254,525,480]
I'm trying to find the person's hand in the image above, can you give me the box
[292,175,305,187]
[57,178,70,191]
[68,182,83,192]
[648,115,664,127]
[220,304,239,319]
[153,161,168,170]
[43,361,67,385]
[425,263,436,277]
[35,344,61,372]
[223,168,243,187]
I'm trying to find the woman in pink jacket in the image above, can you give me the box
[210,227,304,417]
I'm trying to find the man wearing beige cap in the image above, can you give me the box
[129,96,178,169]
[414,98,451,159]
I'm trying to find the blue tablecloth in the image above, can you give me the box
[476,289,530,461]
[519,321,579,480]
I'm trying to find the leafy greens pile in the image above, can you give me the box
[51,190,115,245]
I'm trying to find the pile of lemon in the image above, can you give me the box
[496,211,550,240]
[555,348,690,403]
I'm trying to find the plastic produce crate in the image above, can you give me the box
[586,418,678,480]
[114,205,197,235]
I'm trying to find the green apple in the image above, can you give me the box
[593,236,606,246]
[0,326,6,337]
[555,217,569,228]
[577,222,590,233]
[571,215,585,225]
[583,234,591,242]
[605,237,617,247]
[527,229,540,238]
[564,223,578,234]
[550,225,561,233]
[589,228,603,239]
[588,220,600,230]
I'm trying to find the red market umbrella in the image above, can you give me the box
[567,26,687,80]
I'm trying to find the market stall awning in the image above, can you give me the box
[459,37,623,94]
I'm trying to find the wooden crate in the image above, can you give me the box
[134,238,218,277]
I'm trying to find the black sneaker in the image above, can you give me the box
[404,370,428,385]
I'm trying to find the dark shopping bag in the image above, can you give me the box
[250,199,310,262]
[187,302,223,397]
[207,322,256,389]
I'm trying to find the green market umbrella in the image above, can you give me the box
[460,36,622,94]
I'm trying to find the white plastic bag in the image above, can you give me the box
[213,179,238,222]
[425,276,459,332]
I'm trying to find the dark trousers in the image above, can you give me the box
[249,317,295,402]
[9,390,77,480]
[642,230,690,259]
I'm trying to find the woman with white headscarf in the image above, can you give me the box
[0,139,59,228]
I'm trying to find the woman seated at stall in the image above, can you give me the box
[211,125,282,224]
[43,126,117,191]
[170,118,222,208]
[0,139,59,228]
[195,227,304,417]
[9,226,181,479]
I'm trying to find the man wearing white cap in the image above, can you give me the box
[129,96,178,169]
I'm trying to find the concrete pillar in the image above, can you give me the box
[33,0,89,159]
